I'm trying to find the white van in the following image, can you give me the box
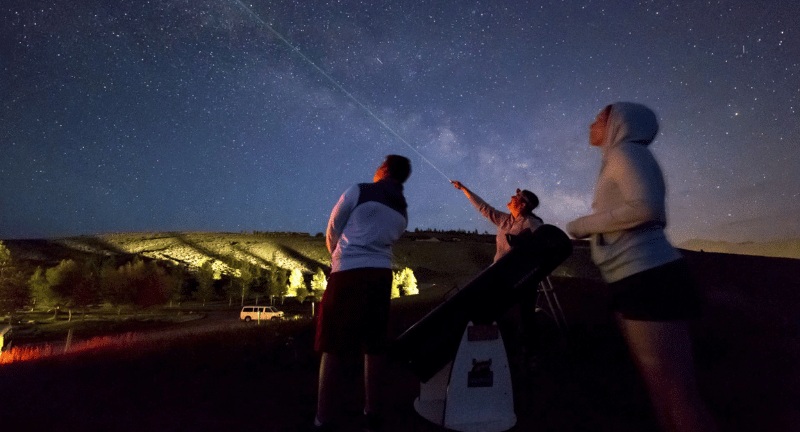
[240,306,284,322]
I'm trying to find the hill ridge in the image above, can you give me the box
[679,238,800,259]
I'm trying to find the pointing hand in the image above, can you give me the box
[451,180,465,191]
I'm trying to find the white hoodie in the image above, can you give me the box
[567,102,681,283]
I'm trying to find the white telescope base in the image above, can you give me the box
[413,322,516,432]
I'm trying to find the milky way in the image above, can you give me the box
[2,0,798,243]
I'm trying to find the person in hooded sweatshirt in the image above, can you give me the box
[567,103,717,432]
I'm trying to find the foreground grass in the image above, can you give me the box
[0,301,314,365]
[3,317,309,363]
[0,319,320,431]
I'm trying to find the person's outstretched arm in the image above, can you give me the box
[451,180,510,227]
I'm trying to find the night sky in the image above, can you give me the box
[2,0,798,244]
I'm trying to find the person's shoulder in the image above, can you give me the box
[527,215,544,229]
[344,183,363,194]
[620,143,660,171]
[336,184,361,203]
[617,141,653,158]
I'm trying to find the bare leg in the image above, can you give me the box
[316,352,344,425]
[617,316,717,432]
[364,353,386,415]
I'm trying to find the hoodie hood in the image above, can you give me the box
[601,102,659,156]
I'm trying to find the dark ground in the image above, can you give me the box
[1,251,800,432]
[0,303,659,432]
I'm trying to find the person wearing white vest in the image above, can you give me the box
[312,155,411,432]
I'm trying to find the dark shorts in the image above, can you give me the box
[314,267,393,355]
[608,259,703,321]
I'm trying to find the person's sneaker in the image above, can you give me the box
[362,411,383,432]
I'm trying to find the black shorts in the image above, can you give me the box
[608,259,703,321]
[314,268,393,355]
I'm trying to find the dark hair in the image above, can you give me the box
[519,189,539,212]
[384,154,411,183]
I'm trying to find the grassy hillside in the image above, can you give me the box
[680,238,800,259]
[4,232,485,280]
[4,231,599,284]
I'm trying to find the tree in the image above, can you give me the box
[195,260,216,306]
[392,267,418,298]
[155,263,186,308]
[68,258,103,318]
[130,259,171,308]
[249,266,269,305]
[28,267,50,309]
[170,264,194,306]
[103,257,175,310]
[401,267,419,296]
[0,273,29,314]
[310,268,327,301]
[0,241,30,315]
[0,241,11,271]
[295,286,309,303]
[102,259,135,313]
[235,262,255,306]
[391,273,400,299]
[45,259,96,321]
[287,268,305,298]
[269,267,288,304]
